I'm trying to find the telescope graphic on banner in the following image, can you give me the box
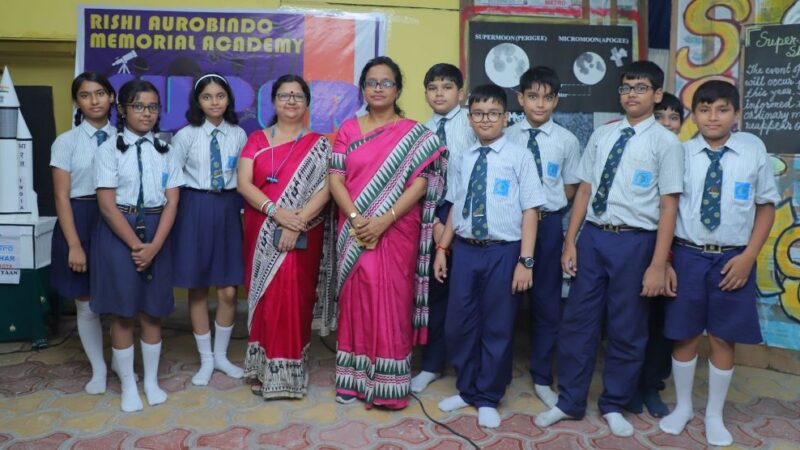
[112,50,138,74]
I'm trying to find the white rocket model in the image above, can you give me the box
[0,66,37,222]
[0,66,21,215]
[17,109,37,218]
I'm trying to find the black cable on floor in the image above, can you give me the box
[410,393,482,450]
[318,335,481,449]
[0,326,76,355]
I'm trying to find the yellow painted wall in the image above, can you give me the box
[0,0,461,134]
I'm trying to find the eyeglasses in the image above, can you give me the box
[275,92,306,103]
[468,111,503,123]
[127,103,160,113]
[364,79,397,89]
[618,84,654,95]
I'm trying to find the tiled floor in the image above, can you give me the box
[1,311,799,449]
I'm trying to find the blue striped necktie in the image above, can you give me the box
[462,147,492,239]
[527,128,543,181]
[210,128,224,191]
[591,127,635,214]
[437,117,449,204]
[701,147,729,231]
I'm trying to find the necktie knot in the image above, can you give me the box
[621,127,635,139]
[478,146,492,157]
[95,130,108,146]
[703,147,728,162]
[135,137,147,148]
[211,128,220,137]
[528,128,541,139]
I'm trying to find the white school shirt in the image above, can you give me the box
[579,115,684,230]
[425,106,477,186]
[675,132,780,247]
[171,119,247,190]
[446,134,546,241]
[506,118,581,212]
[50,121,116,198]
[95,128,184,207]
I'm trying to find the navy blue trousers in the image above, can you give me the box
[446,238,521,408]
[421,253,450,373]
[555,224,655,417]
[529,212,564,386]
[639,297,672,392]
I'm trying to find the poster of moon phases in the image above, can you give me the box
[468,21,633,113]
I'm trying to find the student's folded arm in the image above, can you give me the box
[150,187,180,252]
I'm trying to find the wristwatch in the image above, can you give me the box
[348,211,358,221]
[518,256,535,269]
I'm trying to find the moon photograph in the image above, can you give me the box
[485,43,530,88]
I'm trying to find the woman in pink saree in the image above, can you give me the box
[329,57,446,409]
[238,75,335,399]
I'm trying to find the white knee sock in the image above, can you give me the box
[478,407,501,428]
[438,395,469,412]
[534,384,559,409]
[191,332,214,386]
[141,340,167,406]
[112,346,142,412]
[213,322,243,379]
[410,371,440,393]
[75,300,107,394]
[705,361,734,447]
[660,356,697,435]
[603,412,634,437]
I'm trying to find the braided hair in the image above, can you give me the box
[114,79,169,153]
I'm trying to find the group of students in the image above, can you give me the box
[50,55,777,446]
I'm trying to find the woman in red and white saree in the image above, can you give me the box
[238,75,335,399]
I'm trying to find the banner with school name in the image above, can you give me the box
[76,6,387,135]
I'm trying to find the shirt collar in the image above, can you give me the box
[519,118,554,136]
[122,127,154,146]
[692,133,741,155]
[80,120,112,137]
[472,133,507,154]
[620,114,656,135]
[432,105,463,123]
[202,119,227,136]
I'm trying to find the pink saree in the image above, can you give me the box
[330,118,446,409]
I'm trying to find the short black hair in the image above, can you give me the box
[518,66,560,95]
[620,60,664,90]
[358,55,404,116]
[691,80,740,112]
[71,72,115,126]
[186,74,239,126]
[655,92,685,124]
[468,84,506,110]
[423,63,464,89]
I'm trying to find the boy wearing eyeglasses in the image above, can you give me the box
[411,63,476,394]
[506,66,581,409]
[536,61,684,437]
[432,84,545,428]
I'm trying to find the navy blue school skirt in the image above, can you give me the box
[171,188,244,289]
[89,211,175,318]
[50,198,99,298]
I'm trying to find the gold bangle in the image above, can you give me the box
[390,207,397,222]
